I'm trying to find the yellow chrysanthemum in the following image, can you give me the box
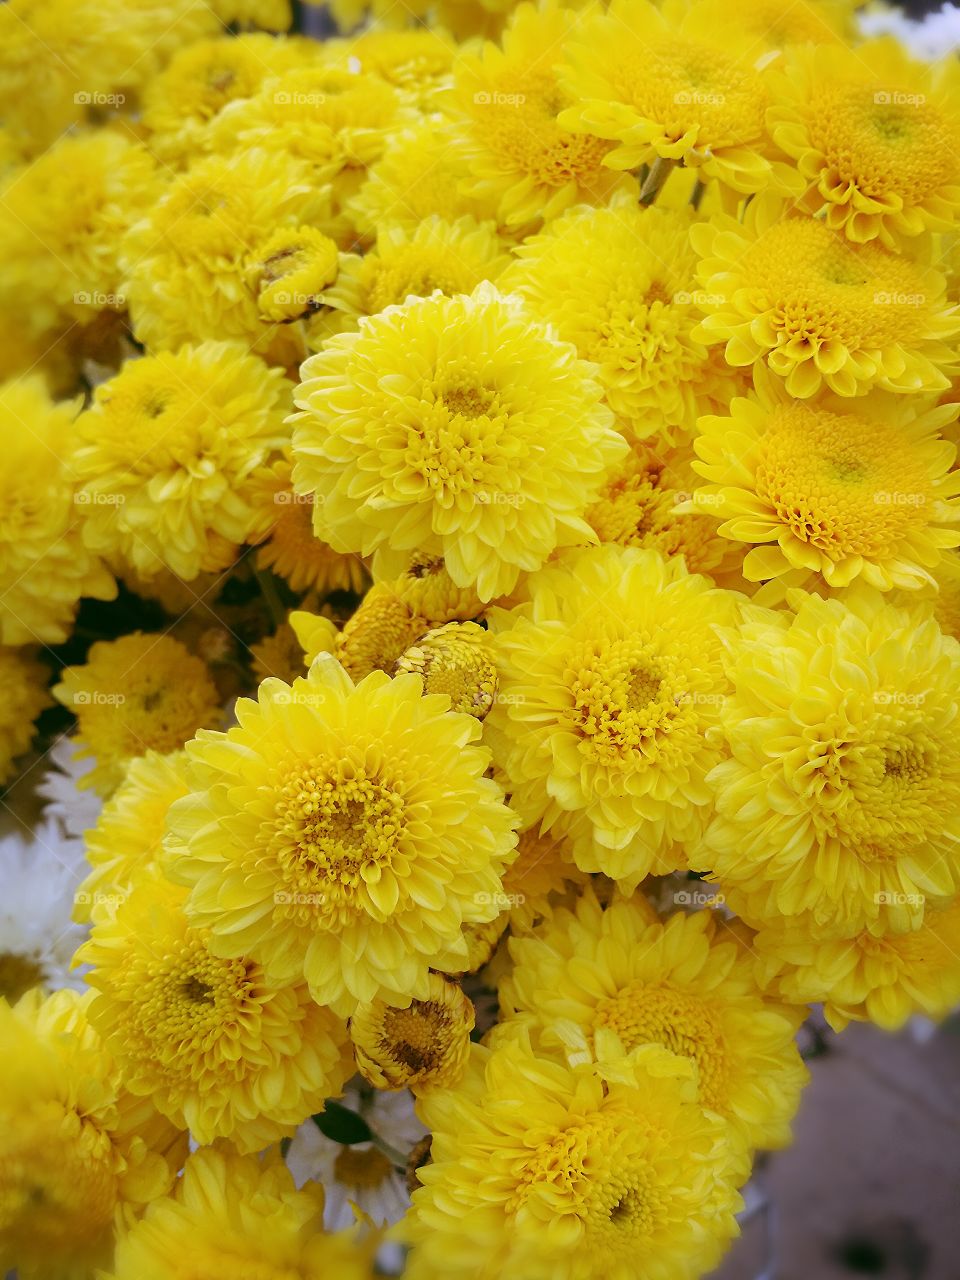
[310,215,511,346]
[165,656,517,1015]
[388,552,485,622]
[0,988,185,1280]
[395,621,498,718]
[0,131,159,341]
[496,826,589,934]
[79,871,353,1151]
[251,622,311,686]
[501,199,734,443]
[121,148,329,360]
[54,633,221,795]
[558,0,776,194]
[291,283,625,602]
[251,457,367,597]
[337,27,457,109]
[487,546,741,889]
[683,0,850,52]
[101,1146,377,1280]
[690,380,960,589]
[690,196,960,398]
[927,548,960,638]
[248,225,341,323]
[769,39,960,247]
[351,971,475,1092]
[452,3,633,228]
[0,377,115,645]
[404,1032,747,1280]
[140,34,308,164]
[346,119,496,238]
[71,342,290,582]
[700,588,960,938]
[502,892,808,1150]
[585,441,743,583]
[755,898,960,1032]
[75,750,190,923]
[0,647,50,786]
[292,586,423,680]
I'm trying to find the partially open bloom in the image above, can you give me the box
[101,1146,377,1280]
[166,656,517,1014]
[503,892,808,1150]
[54,633,221,795]
[701,588,960,938]
[691,196,960,397]
[351,971,475,1092]
[72,342,290,581]
[404,1032,747,1280]
[292,283,625,602]
[689,380,960,589]
[0,988,184,1280]
[487,546,741,888]
[79,871,353,1151]
[395,622,498,718]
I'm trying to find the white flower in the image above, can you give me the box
[860,3,960,60]
[285,1084,427,1275]
[0,813,90,1001]
[36,735,102,838]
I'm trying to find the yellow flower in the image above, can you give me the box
[700,588,960,938]
[690,196,960,398]
[502,199,735,443]
[75,750,190,923]
[0,377,115,645]
[403,1031,747,1280]
[690,379,960,589]
[251,621,311,686]
[768,39,960,247]
[558,0,776,194]
[101,1146,377,1280]
[452,3,634,228]
[497,826,589,934]
[140,34,303,164]
[54,633,221,795]
[346,118,496,238]
[351,971,475,1092]
[586,441,743,583]
[502,891,808,1150]
[291,283,625,602]
[72,342,290,582]
[248,225,341,323]
[487,546,741,889]
[0,647,50,786]
[122,148,328,360]
[311,215,512,345]
[0,988,185,1280]
[165,656,517,1015]
[338,27,458,109]
[756,899,960,1032]
[683,0,851,52]
[251,457,367,597]
[79,871,353,1152]
[293,585,423,681]
[395,621,498,718]
[389,552,485,622]
[0,131,159,340]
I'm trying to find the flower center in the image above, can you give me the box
[333,1145,394,1191]
[380,1001,450,1074]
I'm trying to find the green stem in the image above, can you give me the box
[639,156,676,206]
[253,566,286,629]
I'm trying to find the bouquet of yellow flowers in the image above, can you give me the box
[2,0,960,1276]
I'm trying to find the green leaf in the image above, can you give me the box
[312,1103,373,1145]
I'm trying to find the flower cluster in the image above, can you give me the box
[2,0,960,1277]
